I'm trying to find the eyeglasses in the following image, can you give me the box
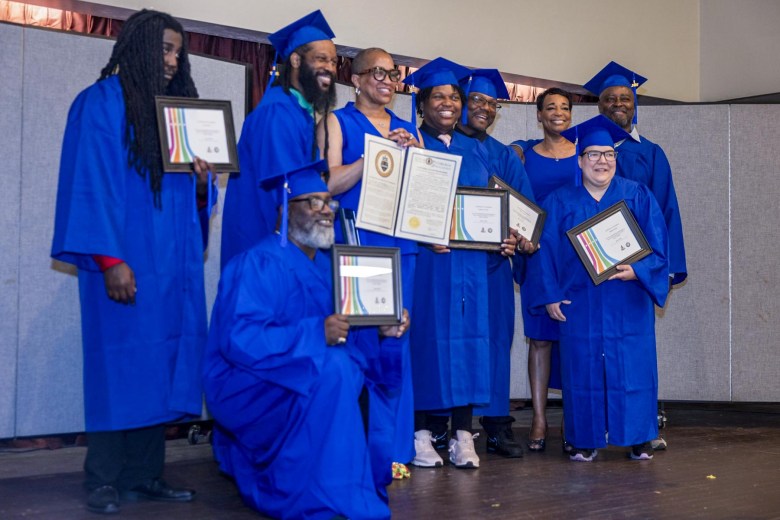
[289,196,340,212]
[357,67,402,82]
[581,150,618,162]
[469,94,502,111]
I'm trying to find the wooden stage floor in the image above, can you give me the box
[1,404,778,519]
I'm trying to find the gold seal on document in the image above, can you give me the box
[408,216,420,229]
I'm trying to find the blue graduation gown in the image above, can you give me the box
[616,134,687,285]
[220,86,318,269]
[203,235,395,520]
[473,133,535,417]
[410,129,491,411]
[527,176,669,448]
[50,76,208,431]
[333,102,418,463]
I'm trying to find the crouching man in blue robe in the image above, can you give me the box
[203,159,409,520]
[51,10,215,515]
[527,116,669,463]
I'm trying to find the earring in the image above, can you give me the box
[355,87,361,96]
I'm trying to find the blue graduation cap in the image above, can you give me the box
[267,10,335,86]
[402,57,471,128]
[260,158,329,246]
[268,10,335,59]
[583,61,647,125]
[459,68,510,125]
[560,115,630,186]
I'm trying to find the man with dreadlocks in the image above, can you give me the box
[51,9,214,515]
[220,9,338,269]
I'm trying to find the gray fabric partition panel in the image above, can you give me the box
[17,27,110,436]
[643,105,731,400]
[11,26,248,437]
[0,23,24,439]
[731,105,780,401]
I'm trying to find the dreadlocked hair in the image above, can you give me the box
[99,9,198,207]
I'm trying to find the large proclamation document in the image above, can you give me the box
[355,135,461,246]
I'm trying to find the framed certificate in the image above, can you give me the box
[566,200,652,285]
[448,187,508,251]
[332,245,402,325]
[489,175,546,245]
[155,96,239,172]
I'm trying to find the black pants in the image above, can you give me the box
[415,406,473,436]
[84,424,165,491]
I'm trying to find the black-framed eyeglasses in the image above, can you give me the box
[357,67,402,82]
[289,196,340,212]
[468,94,501,111]
[581,150,618,162]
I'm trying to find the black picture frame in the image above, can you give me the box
[155,96,239,173]
[566,200,653,285]
[332,245,402,325]
[448,187,508,252]
[489,175,546,246]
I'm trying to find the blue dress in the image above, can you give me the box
[204,235,396,520]
[616,134,687,285]
[517,142,577,341]
[51,75,208,431]
[332,102,418,463]
[221,86,318,269]
[527,176,669,448]
[472,133,535,417]
[410,128,492,411]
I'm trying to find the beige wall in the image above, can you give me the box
[63,0,702,101]
[20,0,780,101]
[700,0,780,101]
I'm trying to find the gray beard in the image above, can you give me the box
[289,223,334,250]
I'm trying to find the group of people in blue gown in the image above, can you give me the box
[51,5,687,519]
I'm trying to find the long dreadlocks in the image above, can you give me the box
[276,43,333,178]
[99,9,198,206]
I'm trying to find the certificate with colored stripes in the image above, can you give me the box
[566,200,652,285]
[155,96,239,172]
[331,245,402,325]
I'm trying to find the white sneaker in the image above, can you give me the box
[411,430,443,467]
[448,430,480,468]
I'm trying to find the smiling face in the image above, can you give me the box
[537,93,572,136]
[352,50,397,106]
[422,85,462,134]
[162,28,182,86]
[579,145,617,195]
[287,191,335,255]
[598,86,634,131]
[465,92,498,133]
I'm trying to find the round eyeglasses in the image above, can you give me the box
[357,67,402,82]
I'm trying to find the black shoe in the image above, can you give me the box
[87,485,120,514]
[486,426,524,458]
[629,442,654,460]
[122,478,195,503]
[431,430,449,450]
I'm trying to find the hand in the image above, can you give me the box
[104,262,136,305]
[192,156,216,196]
[608,264,637,281]
[510,229,537,255]
[325,314,351,345]
[379,308,410,338]
[546,300,571,322]
[500,232,518,257]
[429,244,451,254]
[387,128,420,148]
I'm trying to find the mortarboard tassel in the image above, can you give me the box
[460,75,472,126]
[280,176,289,247]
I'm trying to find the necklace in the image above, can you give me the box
[543,142,559,162]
